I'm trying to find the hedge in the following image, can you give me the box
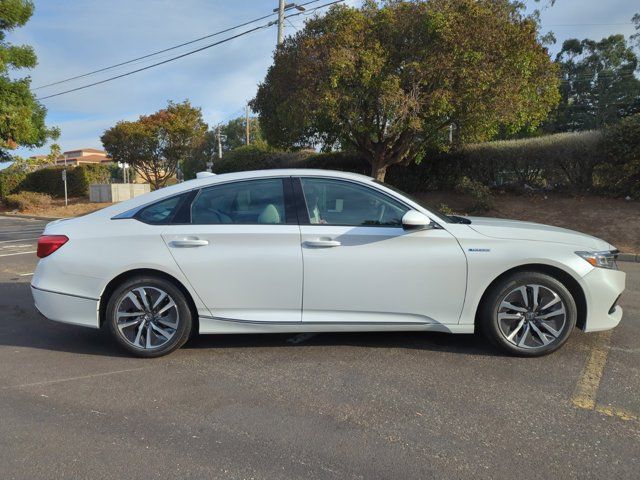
[200,127,639,196]
[0,167,27,198]
[19,164,112,198]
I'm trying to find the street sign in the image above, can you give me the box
[61,169,68,207]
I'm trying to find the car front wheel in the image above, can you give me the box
[105,276,192,358]
[480,271,577,356]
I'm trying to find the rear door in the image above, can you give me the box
[160,177,303,323]
[295,176,467,325]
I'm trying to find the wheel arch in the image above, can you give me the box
[475,263,587,330]
[98,268,199,333]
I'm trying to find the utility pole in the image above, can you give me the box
[277,0,285,46]
[216,124,223,160]
[245,105,250,146]
[274,2,305,47]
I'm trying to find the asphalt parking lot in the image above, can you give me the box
[0,215,638,479]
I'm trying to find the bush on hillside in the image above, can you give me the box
[0,166,27,198]
[175,128,634,196]
[450,130,603,190]
[455,176,493,212]
[20,164,112,198]
[597,114,640,198]
[3,191,52,211]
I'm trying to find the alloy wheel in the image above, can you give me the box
[496,283,567,350]
[115,286,179,350]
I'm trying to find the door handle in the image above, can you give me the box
[169,238,209,248]
[304,239,341,248]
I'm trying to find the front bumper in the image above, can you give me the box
[31,285,100,329]
[581,267,626,332]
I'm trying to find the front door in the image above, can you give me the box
[296,177,467,326]
[162,177,303,323]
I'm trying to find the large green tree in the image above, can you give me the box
[251,0,559,180]
[549,33,640,132]
[101,100,207,189]
[0,0,58,159]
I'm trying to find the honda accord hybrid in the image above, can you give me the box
[31,169,625,357]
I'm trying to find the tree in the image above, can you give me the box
[0,0,58,159]
[101,101,207,189]
[548,34,640,132]
[251,0,559,181]
[632,13,640,53]
[220,116,266,151]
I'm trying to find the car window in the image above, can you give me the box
[191,178,287,225]
[300,178,409,226]
[137,195,183,224]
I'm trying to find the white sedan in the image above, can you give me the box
[31,169,625,357]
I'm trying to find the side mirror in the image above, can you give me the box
[402,210,431,230]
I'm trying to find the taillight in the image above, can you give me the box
[37,235,69,258]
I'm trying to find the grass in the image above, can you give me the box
[0,196,111,218]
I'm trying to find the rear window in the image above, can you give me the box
[136,195,183,225]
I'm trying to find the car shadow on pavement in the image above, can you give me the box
[0,282,500,358]
[184,330,500,357]
[0,283,129,358]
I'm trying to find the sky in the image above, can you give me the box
[7,0,639,159]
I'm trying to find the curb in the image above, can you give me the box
[618,253,639,263]
[0,212,62,222]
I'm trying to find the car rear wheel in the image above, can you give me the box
[105,276,192,358]
[480,271,576,356]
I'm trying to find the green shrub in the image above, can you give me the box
[21,164,112,198]
[3,191,52,211]
[597,114,640,198]
[451,131,603,190]
[212,146,315,174]
[179,128,627,196]
[455,176,493,212]
[0,166,27,198]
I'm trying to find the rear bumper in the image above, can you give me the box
[31,285,99,329]
[582,267,626,332]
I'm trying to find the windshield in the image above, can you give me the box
[373,180,464,224]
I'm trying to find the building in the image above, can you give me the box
[55,148,113,166]
[29,148,114,167]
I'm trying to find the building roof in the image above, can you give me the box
[55,154,113,163]
[63,148,107,155]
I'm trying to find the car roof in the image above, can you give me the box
[207,168,372,183]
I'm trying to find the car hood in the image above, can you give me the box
[466,216,612,250]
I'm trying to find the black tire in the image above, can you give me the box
[479,271,576,357]
[105,275,192,358]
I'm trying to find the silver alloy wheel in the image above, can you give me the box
[115,286,179,350]
[497,283,567,350]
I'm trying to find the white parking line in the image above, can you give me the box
[0,237,39,244]
[2,367,149,390]
[0,244,37,250]
[19,273,34,276]
[0,251,36,257]
[0,230,44,235]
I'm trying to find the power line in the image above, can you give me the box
[34,0,326,91]
[37,1,344,101]
[37,24,269,100]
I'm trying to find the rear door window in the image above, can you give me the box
[191,178,287,225]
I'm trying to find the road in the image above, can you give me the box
[0,215,638,479]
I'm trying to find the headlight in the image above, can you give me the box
[575,250,619,270]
